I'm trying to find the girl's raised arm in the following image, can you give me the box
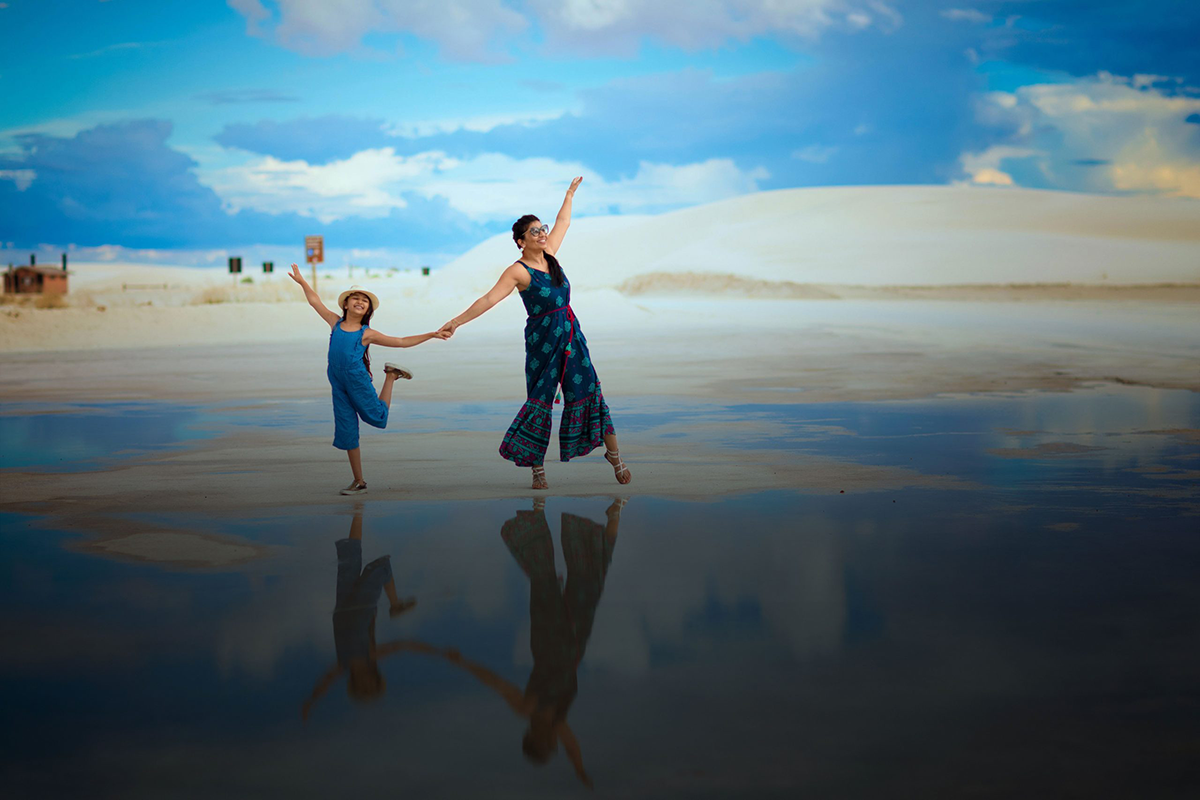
[545,176,582,256]
[289,263,341,327]
[362,329,451,348]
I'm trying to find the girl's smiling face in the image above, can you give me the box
[344,292,371,317]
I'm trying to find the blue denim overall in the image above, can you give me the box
[328,323,388,450]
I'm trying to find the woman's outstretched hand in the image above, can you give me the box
[566,176,583,197]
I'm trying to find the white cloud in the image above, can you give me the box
[409,154,770,220]
[1111,132,1200,199]
[229,0,899,59]
[940,8,991,24]
[0,109,140,145]
[203,148,769,223]
[965,73,1200,198]
[958,146,1040,186]
[531,0,902,52]
[383,108,572,138]
[0,169,35,191]
[1132,74,1172,91]
[227,0,271,36]
[792,144,839,163]
[231,0,527,60]
[208,148,457,222]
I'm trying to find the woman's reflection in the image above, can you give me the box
[440,497,624,786]
[302,503,417,719]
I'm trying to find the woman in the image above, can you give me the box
[440,178,631,490]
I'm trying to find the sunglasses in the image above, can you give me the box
[524,224,550,238]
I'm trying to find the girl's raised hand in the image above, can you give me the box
[288,263,305,285]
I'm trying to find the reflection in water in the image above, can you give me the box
[436,498,624,787]
[302,504,417,717]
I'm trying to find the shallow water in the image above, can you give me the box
[1,386,1198,797]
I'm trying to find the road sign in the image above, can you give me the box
[228,257,242,274]
[305,236,324,264]
[263,261,274,273]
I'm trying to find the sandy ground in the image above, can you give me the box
[2,185,1198,542]
[1,292,1197,523]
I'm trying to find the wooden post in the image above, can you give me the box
[305,236,324,293]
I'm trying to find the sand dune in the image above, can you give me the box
[436,185,1200,292]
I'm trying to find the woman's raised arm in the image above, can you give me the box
[545,176,582,256]
[439,263,525,336]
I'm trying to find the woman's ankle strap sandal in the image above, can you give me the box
[605,450,630,482]
[531,465,548,490]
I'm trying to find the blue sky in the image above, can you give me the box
[1,0,1198,267]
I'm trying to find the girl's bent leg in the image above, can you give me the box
[378,371,399,409]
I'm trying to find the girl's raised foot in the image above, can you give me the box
[340,480,368,496]
[383,363,413,379]
[605,450,632,485]
[531,465,548,490]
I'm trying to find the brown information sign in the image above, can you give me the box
[304,236,324,264]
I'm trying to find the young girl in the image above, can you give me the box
[289,264,448,495]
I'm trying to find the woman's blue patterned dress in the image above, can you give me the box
[499,261,615,467]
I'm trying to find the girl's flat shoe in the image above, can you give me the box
[384,363,413,379]
[340,481,368,495]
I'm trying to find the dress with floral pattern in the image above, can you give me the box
[498,261,615,466]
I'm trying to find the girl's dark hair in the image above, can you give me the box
[341,298,374,376]
[513,214,564,287]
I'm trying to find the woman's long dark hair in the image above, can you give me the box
[513,214,564,287]
[341,300,374,376]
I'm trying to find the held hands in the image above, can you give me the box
[438,318,459,338]
[431,329,453,341]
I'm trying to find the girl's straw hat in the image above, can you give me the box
[337,285,380,311]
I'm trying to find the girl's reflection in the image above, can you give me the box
[302,503,417,718]
[442,497,624,787]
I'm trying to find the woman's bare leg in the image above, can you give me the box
[603,433,631,485]
[532,465,548,490]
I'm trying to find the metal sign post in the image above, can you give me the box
[305,236,324,290]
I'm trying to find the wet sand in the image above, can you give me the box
[2,291,1198,523]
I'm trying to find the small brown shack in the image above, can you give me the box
[4,266,69,294]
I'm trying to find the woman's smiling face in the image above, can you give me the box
[521,220,549,250]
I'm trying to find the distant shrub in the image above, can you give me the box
[35,293,68,309]
[241,276,254,284]
[198,287,229,304]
